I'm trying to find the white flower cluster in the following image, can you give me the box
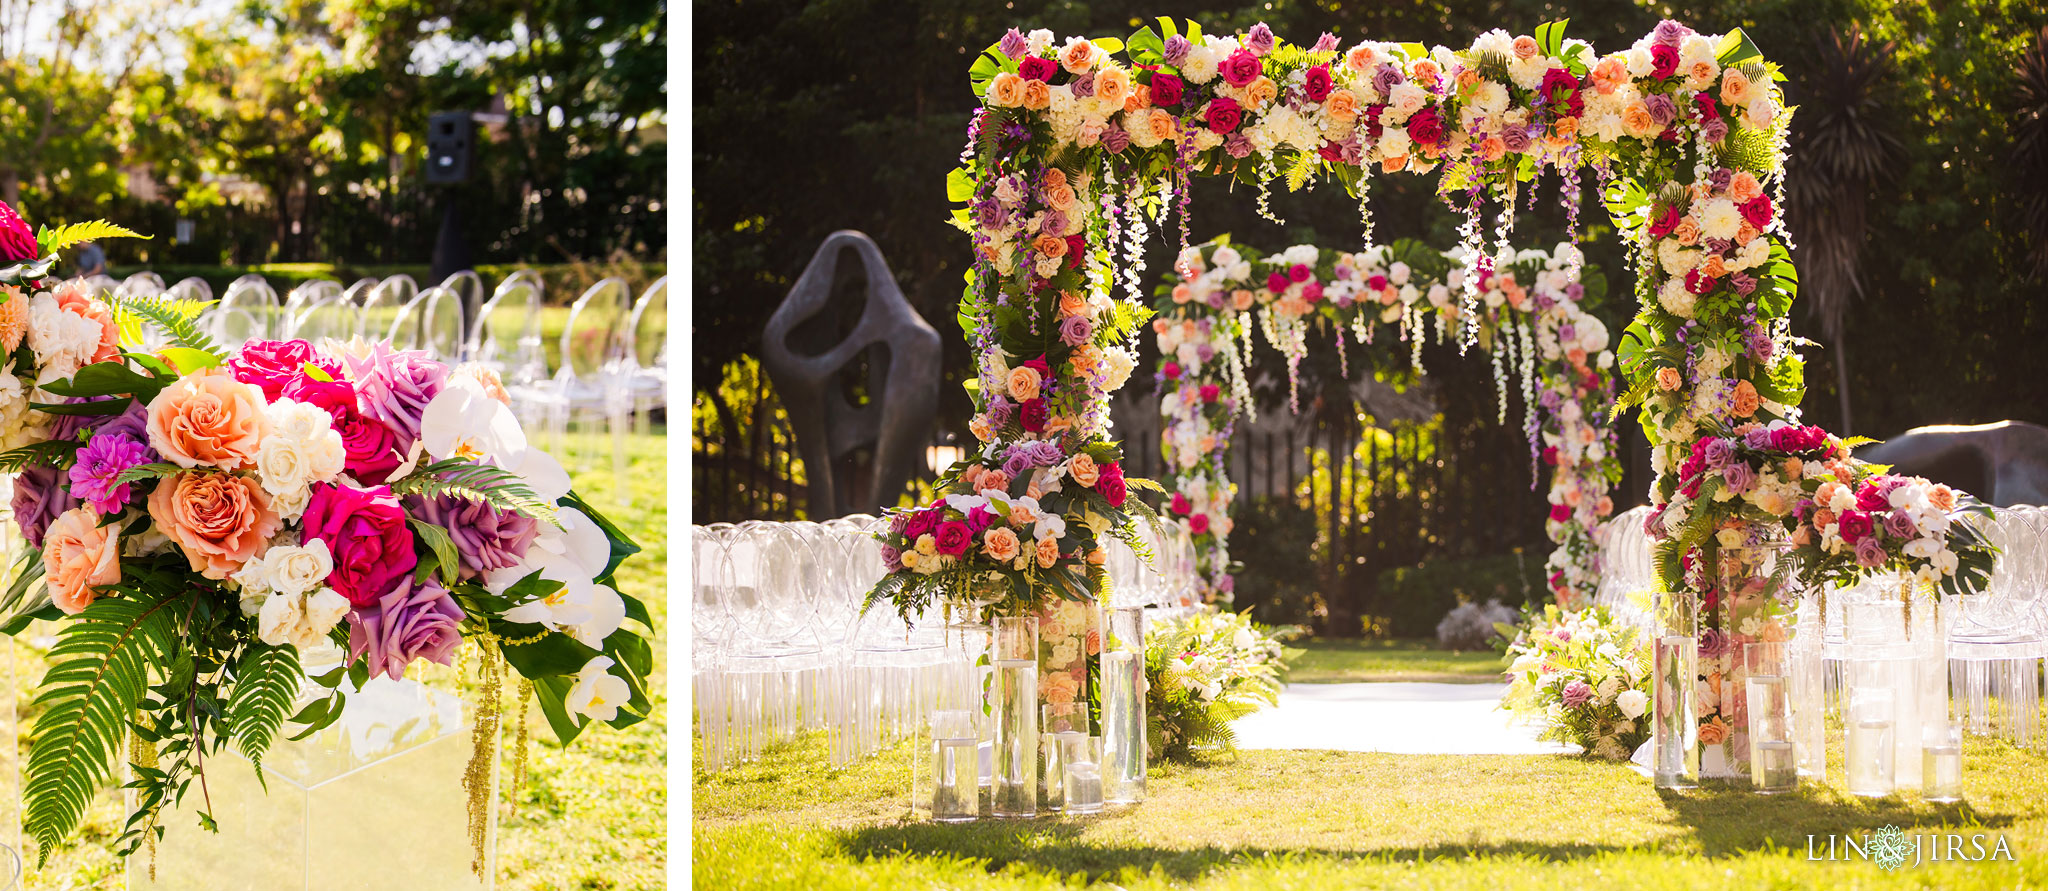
[255,398,347,520]
[234,538,350,651]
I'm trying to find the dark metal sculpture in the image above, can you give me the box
[762,231,941,518]
[1855,421,2048,506]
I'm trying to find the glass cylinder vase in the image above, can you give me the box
[1101,607,1147,805]
[1710,543,1800,777]
[1787,595,1827,781]
[990,616,1039,818]
[1652,590,1699,789]
[1743,641,1796,793]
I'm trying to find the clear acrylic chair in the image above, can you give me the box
[359,275,416,345]
[552,278,631,478]
[624,277,667,438]
[283,280,346,340]
[113,272,165,300]
[386,287,463,360]
[465,270,545,373]
[1949,506,2047,746]
[291,292,364,347]
[437,270,486,333]
[211,275,281,350]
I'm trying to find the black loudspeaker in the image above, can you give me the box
[425,111,473,185]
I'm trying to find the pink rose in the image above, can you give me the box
[42,507,119,614]
[302,482,418,607]
[0,201,34,261]
[1205,96,1243,133]
[1220,50,1261,87]
[935,520,972,557]
[147,471,281,580]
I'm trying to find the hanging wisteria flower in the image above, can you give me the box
[68,432,154,514]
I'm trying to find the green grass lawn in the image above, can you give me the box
[694,727,2048,889]
[1285,638,1508,684]
[25,429,670,889]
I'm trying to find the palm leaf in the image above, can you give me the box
[37,221,146,256]
[386,458,561,526]
[24,589,186,865]
[107,294,224,359]
[225,642,302,774]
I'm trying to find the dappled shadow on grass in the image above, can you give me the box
[835,819,1633,883]
[1655,782,2015,857]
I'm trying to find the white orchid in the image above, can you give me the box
[417,376,571,501]
[566,656,630,724]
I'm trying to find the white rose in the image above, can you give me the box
[258,587,350,651]
[265,540,334,597]
[1617,689,1648,719]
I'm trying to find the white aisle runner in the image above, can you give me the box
[1230,682,1578,755]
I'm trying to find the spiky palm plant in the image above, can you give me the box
[1787,26,1902,435]
[2016,27,2048,279]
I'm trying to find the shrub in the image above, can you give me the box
[1434,598,1521,650]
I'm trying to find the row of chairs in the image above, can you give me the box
[77,270,667,505]
[1590,503,2048,748]
[690,516,1205,772]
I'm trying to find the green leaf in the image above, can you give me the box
[1127,25,1165,65]
[284,689,346,741]
[409,519,463,586]
[29,400,128,417]
[158,347,222,374]
[37,221,146,256]
[1535,20,1569,57]
[39,363,165,402]
[113,462,183,487]
[225,643,302,771]
[24,588,186,865]
[386,458,560,527]
[945,167,977,204]
[1715,28,1763,68]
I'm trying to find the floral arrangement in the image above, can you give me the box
[0,201,651,869]
[1143,609,1296,760]
[1156,237,1621,608]
[1501,604,1652,760]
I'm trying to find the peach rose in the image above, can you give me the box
[1478,136,1506,162]
[1007,364,1042,401]
[1409,60,1440,89]
[1455,68,1479,89]
[1731,379,1760,417]
[1323,89,1360,124]
[1735,222,1760,245]
[1232,289,1255,311]
[1930,485,1957,512]
[1622,102,1658,137]
[1782,457,1804,479]
[1688,59,1718,89]
[454,363,512,406]
[1672,219,1701,246]
[1720,69,1753,107]
[1550,115,1579,140]
[1095,67,1130,108]
[1034,536,1059,568]
[1596,496,1614,517]
[1700,255,1729,279]
[1044,183,1077,213]
[1068,452,1099,487]
[980,469,1013,494]
[147,367,271,471]
[1698,717,1730,746]
[1743,99,1775,129]
[1068,345,1100,376]
[1059,291,1089,318]
[0,285,28,353]
[1021,80,1051,110]
[1060,38,1097,74]
[1042,167,1068,190]
[148,471,281,579]
[983,527,1022,563]
[1146,108,1177,142]
[1245,77,1278,109]
[1382,155,1409,173]
[1592,57,1627,94]
[1656,367,1682,391]
[43,507,119,615]
[1127,84,1151,112]
[969,416,993,443]
[1728,171,1763,203]
[1031,233,1067,260]
[1087,548,1107,565]
[1171,283,1193,304]
[1509,35,1538,59]
[1789,525,1812,547]
[1346,44,1380,73]
[959,464,986,488]
[1007,501,1035,527]
[990,72,1025,107]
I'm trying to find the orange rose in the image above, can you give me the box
[1034,536,1060,568]
[1550,115,1579,140]
[1146,108,1177,142]
[980,469,1012,494]
[54,284,121,367]
[1930,485,1957,512]
[146,367,270,471]
[0,286,27,353]
[1044,183,1077,213]
[1095,67,1130,108]
[1042,168,1068,190]
[1512,35,1540,60]
[1022,80,1051,110]
[1720,69,1753,107]
[1068,453,1099,487]
[1323,89,1360,124]
[1455,68,1479,89]
[1007,364,1043,401]
[1069,345,1101,375]
[1656,367,1682,391]
[1731,379,1761,417]
[1592,57,1627,94]
[990,72,1025,108]
[1128,84,1151,111]
[1008,501,1035,527]
[1031,233,1067,260]
[1171,283,1193,304]
[1087,548,1107,565]
[1700,255,1728,279]
[1346,44,1380,73]
[1245,76,1278,109]
[1735,222,1759,245]
[1698,717,1730,746]
[1672,219,1701,246]
[1478,136,1506,162]
[1411,60,1442,90]
[969,416,993,442]
[148,471,281,580]
[1059,291,1089,318]
[1622,102,1658,137]
[1382,155,1409,173]
[1814,508,1837,529]
[43,507,119,615]
[1728,171,1763,203]
[1060,38,1097,74]
[1232,289,1255,311]
[983,527,1022,563]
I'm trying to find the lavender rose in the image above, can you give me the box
[1161,35,1190,67]
[1854,536,1889,568]
[13,465,79,548]
[999,28,1026,59]
[405,493,542,579]
[1058,314,1093,347]
[1562,680,1593,708]
[1644,94,1677,127]
[348,577,466,681]
[347,344,449,447]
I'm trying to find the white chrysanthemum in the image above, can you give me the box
[1469,80,1510,117]
[1698,198,1743,241]
[1508,55,1549,91]
[1471,29,1514,58]
[1182,45,1219,84]
[1680,35,1717,66]
[1658,279,1697,318]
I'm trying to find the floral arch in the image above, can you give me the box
[1154,237,1622,609]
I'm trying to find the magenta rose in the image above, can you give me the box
[1741,195,1775,229]
[302,482,418,607]
[0,201,35,261]
[1220,49,1261,87]
[1096,461,1127,508]
[1205,96,1243,133]
[1189,513,1209,534]
[1549,503,1571,522]
[1856,482,1891,512]
[1837,509,1874,544]
[1288,263,1312,283]
[1199,384,1220,403]
[1303,65,1333,102]
[1405,106,1444,148]
[1650,44,1680,78]
[228,339,343,401]
[903,507,941,540]
[1151,73,1184,107]
[1265,271,1289,292]
[1020,398,1050,433]
[1019,56,1056,82]
[934,521,972,557]
[348,577,465,681]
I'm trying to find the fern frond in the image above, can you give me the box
[225,642,302,773]
[37,221,146,256]
[387,458,561,526]
[0,440,82,473]
[108,294,223,359]
[24,589,185,865]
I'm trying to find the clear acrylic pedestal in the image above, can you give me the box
[128,671,497,890]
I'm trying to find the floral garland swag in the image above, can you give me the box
[1157,237,1619,608]
[0,203,653,871]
